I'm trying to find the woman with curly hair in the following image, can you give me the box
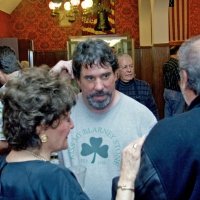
[0,67,89,199]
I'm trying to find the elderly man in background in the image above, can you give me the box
[51,39,157,200]
[116,53,159,119]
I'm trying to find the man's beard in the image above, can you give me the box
[87,91,112,110]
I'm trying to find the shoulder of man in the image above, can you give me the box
[138,112,200,199]
[134,79,151,88]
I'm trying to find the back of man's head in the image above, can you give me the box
[0,46,20,74]
[178,35,200,95]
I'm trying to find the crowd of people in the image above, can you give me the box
[0,35,200,199]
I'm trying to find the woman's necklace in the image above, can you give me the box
[25,150,49,162]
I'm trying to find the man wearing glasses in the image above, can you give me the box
[116,53,159,119]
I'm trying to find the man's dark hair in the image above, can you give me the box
[170,45,180,56]
[72,39,118,79]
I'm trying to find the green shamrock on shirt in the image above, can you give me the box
[81,137,109,163]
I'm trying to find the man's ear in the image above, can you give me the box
[179,69,188,90]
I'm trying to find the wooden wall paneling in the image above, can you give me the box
[135,45,169,119]
[139,47,153,86]
[43,51,57,67]
[33,50,68,67]
[54,51,68,64]
[33,51,44,66]
[18,39,33,61]
[134,48,142,79]
[152,45,169,118]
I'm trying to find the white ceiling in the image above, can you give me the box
[0,0,22,14]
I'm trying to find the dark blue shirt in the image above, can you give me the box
[116,79,159,119]
[0,157,90,200]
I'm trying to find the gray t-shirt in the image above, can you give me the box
[61,92,157,200]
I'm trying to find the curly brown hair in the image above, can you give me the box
[0,67,76,150]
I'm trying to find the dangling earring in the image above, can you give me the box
[40,134,48,143]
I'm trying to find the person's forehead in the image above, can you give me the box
[80,64,113,76]
[118,56,133,65]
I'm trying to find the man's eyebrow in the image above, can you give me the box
[102,72,112,75]
[84,75,94,77]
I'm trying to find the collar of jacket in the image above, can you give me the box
[188,95,200,111]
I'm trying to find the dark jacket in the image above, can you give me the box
[112,96,200,200]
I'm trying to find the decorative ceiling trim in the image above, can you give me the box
[0,0,22,14]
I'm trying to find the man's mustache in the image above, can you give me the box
[90,91,110,97]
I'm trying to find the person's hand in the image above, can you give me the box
[7,71,21,81]
[116,136,145,200]
[50,60,74,78]
[0,70,8,85]
[118,136,145,187]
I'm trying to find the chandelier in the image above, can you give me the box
[48,0,112,30]
[49,0,93,16]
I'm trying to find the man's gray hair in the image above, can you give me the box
[178,35,200,95]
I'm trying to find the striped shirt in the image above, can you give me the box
[163,57,181,91]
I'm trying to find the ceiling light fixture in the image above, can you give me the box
[48,0,112,31]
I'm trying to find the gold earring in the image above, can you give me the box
[40,134,48,143]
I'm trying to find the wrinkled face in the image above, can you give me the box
[118,55,135,82]
[77,63,117,111]
[42,112,74,152]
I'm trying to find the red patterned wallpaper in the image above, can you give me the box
[188,0,200,37]
[10,0,139,51]
[115,0,139,45]
[0,11,11,37]
[1,0,200,50]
